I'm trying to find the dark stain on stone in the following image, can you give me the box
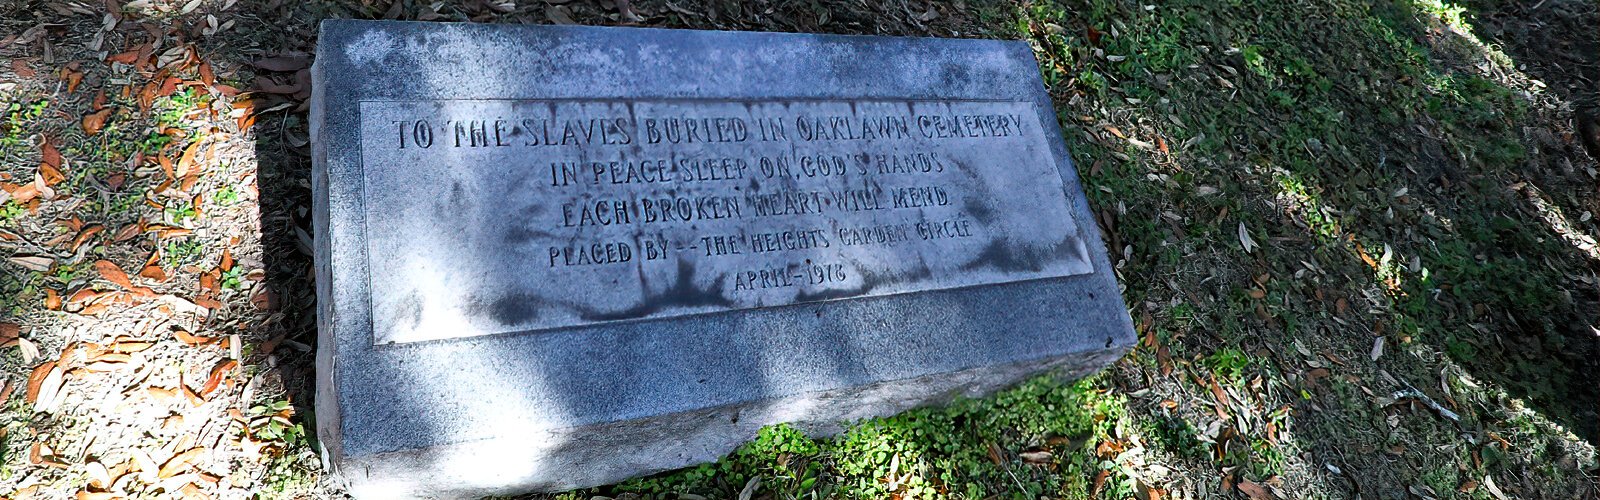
[471,292,543,327]
[940,63,972,89]
[962,197,996,225]
[576,257,733,321]
[447,181,467,211]
[502,225,553,245]
[398,290,424,332]
[962,240,1049,274]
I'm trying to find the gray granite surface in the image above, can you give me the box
[311,19,1135,498]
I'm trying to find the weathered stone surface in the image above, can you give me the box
[312,20,1135,498]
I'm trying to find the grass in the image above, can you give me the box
[605,377,1135,500]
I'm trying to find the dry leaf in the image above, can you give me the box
[25,360,56,403]
[1238,221,1257,253]
[45,288,61,309]
[158,447,204,478]
[1019,450,1053,464]
[11,58,35,77]
[111,339,154,353]
[178,483,208,500]
[1483,475,1508,500]
[32,363,65,411]
[9,255,54,271]
[94,259,134,288]
[107,49,142,64]
[0,322,16,344]
[82,108,112,135]
[1238,480,1273,500]
[141,250,168,281]
[200,359,238,397]
[40,139,62,169]
[17,337,38,363]
[1157,344,1172,376]
[172,328,217,346]
[76,491,116,500]
[112,223,141,242]
[198,60,215,87]
[176,137,204,178]
[86,460,112,489]
[64,67,84,93]
[1370,336,1385,361]
[69,224,104,252]
[130,448,159,484]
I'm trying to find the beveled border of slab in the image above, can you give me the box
[311,20,1135,498]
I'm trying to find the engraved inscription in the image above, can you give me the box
[359,99,1092,344]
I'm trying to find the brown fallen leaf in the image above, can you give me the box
[63,67,84,94]
[69,224,104,252]
[1237,479,1273,500]
[172,328,217,346]
[94,259,134,288]
[180,384,203,406]
[0,322,17,344]
[25,361,56,404]
[11,58,35,77]
[40,138,62,169]
[1207,374,1231,418]
[44,288,61,310]
[176,137,204,178]
[112,223,142,242]
[111,339,154,354]
[192,295,222,310]
[156,75,181,98]
[198,60,215,87]
[199,270,218,294]
[146,386,179,404]
[158,447,205,479]
[200,359,238,397]
[1156,344,1173,376]
[106,48,142,64]
[82,108,112,135]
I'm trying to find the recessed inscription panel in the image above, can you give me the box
[359,99,1090,344]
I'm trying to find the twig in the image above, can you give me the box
[1389,387,1461,424]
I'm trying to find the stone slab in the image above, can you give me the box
[311,20,1136,498]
